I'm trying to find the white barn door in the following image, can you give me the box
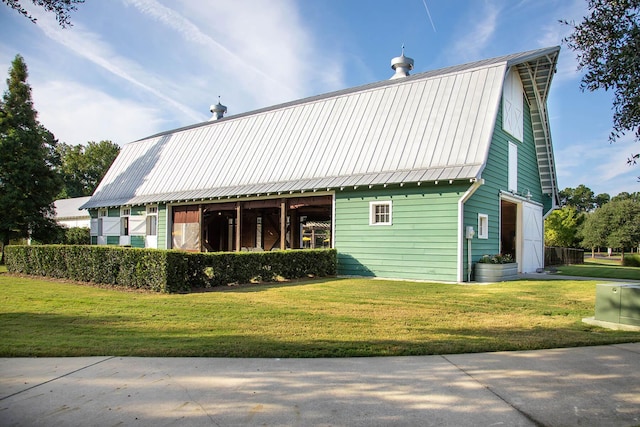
[522,202,543,273]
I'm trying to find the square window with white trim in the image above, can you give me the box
[370,201,392,226]
[478,213,489,239]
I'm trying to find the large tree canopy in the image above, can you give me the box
[579,197,640,257]
[544,206,582,247]
[563,0,640,169]
[0,54,62,258]
[558,185,609,212]
[1,0,84,27]
[57,140,120,198]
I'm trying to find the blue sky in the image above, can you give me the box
[1,0,638,197]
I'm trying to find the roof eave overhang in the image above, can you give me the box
[81,168,483,210]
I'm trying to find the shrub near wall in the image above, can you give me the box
[623,254,640,267]
[5,246,337,293]
[6,245,172,292]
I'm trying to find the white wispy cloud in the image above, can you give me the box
[124,0,345,110]
[29,8,203,123]
[448,2,500,62]
[536,0,586,84]
[32,80,164,145]
[555,133,639,195]
[122,0,296,96]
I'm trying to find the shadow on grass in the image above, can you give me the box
[190,276,347,293]
[1,312,638,358]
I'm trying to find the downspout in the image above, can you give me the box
[457,179,484,282]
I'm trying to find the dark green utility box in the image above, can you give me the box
[595,284,640,326]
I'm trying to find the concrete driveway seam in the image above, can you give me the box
[0,356,115,402]
[441,354,545,427]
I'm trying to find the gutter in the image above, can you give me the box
[457,178,484,282]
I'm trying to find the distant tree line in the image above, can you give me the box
[545,185,640,258]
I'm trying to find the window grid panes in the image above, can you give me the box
[370,201,392,226]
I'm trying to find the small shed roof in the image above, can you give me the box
[83,46,560,209]
[54,196,91,219]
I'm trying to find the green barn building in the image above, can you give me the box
[82,46,561,282]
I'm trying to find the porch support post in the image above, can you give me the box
[280,199,287,250]
[290,209,299,249]
[235,202,242,252]
[199,204,203,252]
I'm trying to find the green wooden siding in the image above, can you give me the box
[106,236,119,245]
[89,209,98,219]
[130,235,145,248]
[335,185,465,282]
[464,93,543,267]
[518,100,544,204]
[91,236,97,245]
[107,208,120,217]
[157,204,167,250]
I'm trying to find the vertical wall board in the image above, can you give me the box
[335,185,464,282]
[129,216,146,235]
[90,218,99,236]
[157,204,167,250]
[103,217,120,236]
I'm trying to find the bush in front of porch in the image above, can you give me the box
[5,245,336,293]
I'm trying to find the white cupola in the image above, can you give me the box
[390,45,414,80]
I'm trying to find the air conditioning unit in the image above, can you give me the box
[595,284,640,327]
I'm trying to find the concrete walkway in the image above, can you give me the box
[1,343,639,426]
[519,272,640,283]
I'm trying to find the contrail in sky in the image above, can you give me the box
[422,0,437,32]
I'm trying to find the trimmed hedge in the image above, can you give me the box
[622,254,640,267]
[5,245,337,293]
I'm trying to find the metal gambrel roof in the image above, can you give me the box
[83,46,560,209]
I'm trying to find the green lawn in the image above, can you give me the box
[1,270,637,357]
[556,258,640,280]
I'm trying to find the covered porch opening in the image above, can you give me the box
[199,195,332,252]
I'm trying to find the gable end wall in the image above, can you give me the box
[465,94,543,262]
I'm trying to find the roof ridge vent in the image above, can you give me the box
[209,96,227,121]
[390,45,414,80]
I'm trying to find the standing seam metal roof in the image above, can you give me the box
[83,46,560,209]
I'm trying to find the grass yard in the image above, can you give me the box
[556,257,640,280]
[1,269,638,357]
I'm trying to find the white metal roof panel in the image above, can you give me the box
[83,47,560,209]
[54,196,91,219]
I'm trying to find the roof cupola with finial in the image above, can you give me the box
[390,45,414,80]
[209,96,227,121]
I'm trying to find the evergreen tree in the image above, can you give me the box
[0,54,62,261]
